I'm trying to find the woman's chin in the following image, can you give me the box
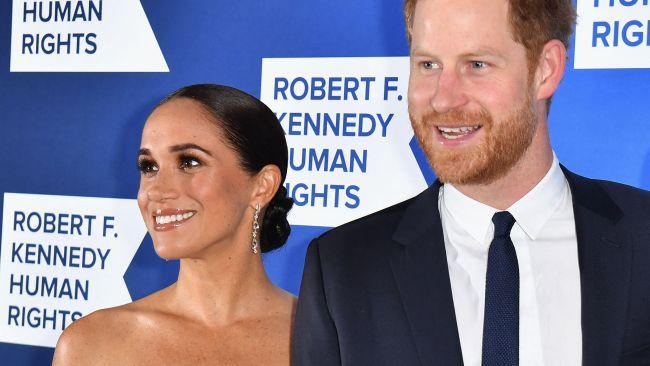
[153,244,186,261]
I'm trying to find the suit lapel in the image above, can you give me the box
[390,183,463,366]
[563,168,632,365]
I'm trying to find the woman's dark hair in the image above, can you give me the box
[157,84,293,252]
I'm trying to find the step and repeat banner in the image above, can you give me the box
[1,0,649,364]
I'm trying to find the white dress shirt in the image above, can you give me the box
[439,154,582,365]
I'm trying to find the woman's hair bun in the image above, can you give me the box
[260,186,294,253]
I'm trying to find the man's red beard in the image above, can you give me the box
[409,96,538,186]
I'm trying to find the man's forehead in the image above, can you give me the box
[413,0,510,15]
[411,0,510,33]
[410,0,516,55]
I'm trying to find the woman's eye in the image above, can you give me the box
[179,156,201,171]
[137,159,158,175]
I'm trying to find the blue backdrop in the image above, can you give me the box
[1,0,649,364]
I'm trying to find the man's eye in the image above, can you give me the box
[179,156,201,170]
[137,159,158,175]
[470,61,487,69]
[421,61,437,70]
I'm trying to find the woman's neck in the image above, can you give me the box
[167,238,275,327]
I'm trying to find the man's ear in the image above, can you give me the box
[534,39,567,102]
[250,165,282,208]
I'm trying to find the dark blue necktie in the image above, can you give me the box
[482,211,519,366]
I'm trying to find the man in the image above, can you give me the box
[292,0,650,365]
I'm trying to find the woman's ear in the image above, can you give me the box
[250,165,282,208]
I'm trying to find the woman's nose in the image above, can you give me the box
[145,173,180,202]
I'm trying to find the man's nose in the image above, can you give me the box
[431,69,469,114]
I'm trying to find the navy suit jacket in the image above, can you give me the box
[292,168,650,365]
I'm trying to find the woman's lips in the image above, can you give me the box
[152,209,196,231]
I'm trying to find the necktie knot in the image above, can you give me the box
[492,211,516,238]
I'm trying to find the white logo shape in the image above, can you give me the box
[261,57,427,227]
[0,193,147,347]
[10,0,169,72]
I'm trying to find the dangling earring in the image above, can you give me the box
[251,203,260,254]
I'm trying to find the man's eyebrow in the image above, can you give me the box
[410,46,504,59]
[169,143,213,156]
[460,47,504,58]
[409,46,437,57]
[138,148,151,156]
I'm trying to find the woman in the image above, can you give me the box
[53,84,295,365]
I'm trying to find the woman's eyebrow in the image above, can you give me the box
[169,143,213,156]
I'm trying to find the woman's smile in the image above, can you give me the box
[152,208,197,231]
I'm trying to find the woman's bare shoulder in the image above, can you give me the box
[52,290,171,365]
[52,306,128,365]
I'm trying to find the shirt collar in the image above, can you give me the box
[442,183,498,244]
[441,153,567,242]
[508,153,567,240]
